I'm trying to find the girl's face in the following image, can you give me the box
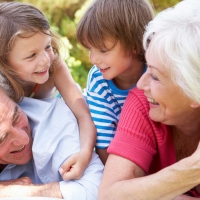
[7,31,55,85]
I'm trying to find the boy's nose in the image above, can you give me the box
[89,51,101,65]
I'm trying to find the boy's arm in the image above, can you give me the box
[86,89,119,164]
[96,148,109,165]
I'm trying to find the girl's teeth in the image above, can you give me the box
[35,70,46,74]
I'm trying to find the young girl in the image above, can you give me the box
[76,0,155,164]
[0,2,96,180]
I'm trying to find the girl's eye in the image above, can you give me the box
[46,44,52,50]
[150,73,159,81]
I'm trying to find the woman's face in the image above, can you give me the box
[137,47,195,126]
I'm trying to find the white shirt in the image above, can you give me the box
[0,97,104,200]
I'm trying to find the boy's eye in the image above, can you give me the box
[26,53,35,59]
[100,49,107,53]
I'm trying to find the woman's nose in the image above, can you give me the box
[137,72,150,91]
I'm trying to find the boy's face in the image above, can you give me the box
[88,39,143,87]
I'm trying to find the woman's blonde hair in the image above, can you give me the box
[143,0,200,103]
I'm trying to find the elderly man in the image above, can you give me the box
[0,80,103,199]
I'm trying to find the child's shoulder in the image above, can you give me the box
[88,65,107,85]
[88,65,102,79]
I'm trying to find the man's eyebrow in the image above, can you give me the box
[12,105,19,120]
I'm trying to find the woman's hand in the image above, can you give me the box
[59,150,92,180]
[195,184,200,195]
[173,195,199,200]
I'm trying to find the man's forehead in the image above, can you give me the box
[0,91,16,122]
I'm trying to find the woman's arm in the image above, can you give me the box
[54,58,96,180]
[99,151,200,200]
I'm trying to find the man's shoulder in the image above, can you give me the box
[19,97,76,120]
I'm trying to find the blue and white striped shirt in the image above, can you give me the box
[86,66,136,149]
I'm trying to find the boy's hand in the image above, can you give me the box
[59,150,92,181]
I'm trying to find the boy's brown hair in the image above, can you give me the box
[76,0,154,61]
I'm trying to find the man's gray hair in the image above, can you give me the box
[143,0,200,103]
[0,73,15,100]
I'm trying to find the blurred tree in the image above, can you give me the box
[9,0,182,88]
[150,0,182,12]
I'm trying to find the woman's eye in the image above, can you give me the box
[150,74,159,81]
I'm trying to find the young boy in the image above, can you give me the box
[76,0,154,164]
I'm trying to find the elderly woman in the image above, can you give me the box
[98,0,200,199]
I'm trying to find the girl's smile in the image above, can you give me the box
[7,31,54,85]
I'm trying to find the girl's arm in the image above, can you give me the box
[98,147,200,200]
[54,58,96,180]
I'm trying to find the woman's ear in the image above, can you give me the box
[190,101,200,108]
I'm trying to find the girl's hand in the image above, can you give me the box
[59,150,92,181]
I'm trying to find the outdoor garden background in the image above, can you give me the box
[1,0,182,90]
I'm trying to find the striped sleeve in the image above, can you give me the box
[86,66,120,148]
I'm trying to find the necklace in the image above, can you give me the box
[29,83,40,98]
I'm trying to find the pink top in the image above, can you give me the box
[108,87,200,197]
[108,88,176,174]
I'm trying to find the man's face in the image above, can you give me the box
[0,90,32,165]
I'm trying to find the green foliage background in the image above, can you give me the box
[10,0,181,89]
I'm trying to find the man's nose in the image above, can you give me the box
[11,127,29,146]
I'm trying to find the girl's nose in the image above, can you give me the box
[39,51,50,66]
